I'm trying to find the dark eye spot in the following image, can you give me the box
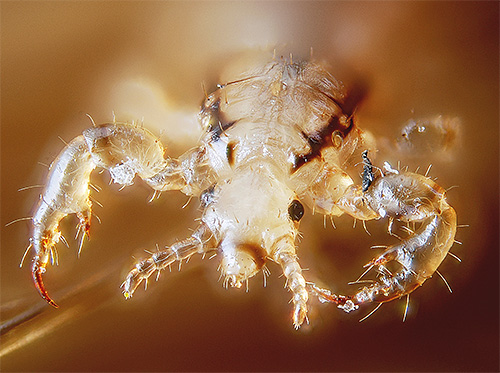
[288,199,304,222]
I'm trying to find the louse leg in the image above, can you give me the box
[29,122,210,306]
[31,136,95,307]
[121,224,215,298]
[273,236,308,329]
[314,164,457,313]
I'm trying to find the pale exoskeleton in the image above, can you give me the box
[27,58,457,328]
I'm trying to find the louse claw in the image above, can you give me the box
[32,261,59,308]
[30,213,92,307]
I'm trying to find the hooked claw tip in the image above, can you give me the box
[32,267,59,308]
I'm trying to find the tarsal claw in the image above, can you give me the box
[32,260,59,308]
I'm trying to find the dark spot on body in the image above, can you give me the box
[291,115,354,172]
[288,199,305,221]
[290,79,368,173]
[226,141,236,166]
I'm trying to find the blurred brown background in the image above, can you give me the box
[1,2,498,371]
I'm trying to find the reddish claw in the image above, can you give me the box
[32,260,59,308]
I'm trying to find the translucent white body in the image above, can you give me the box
[28,59,457,328]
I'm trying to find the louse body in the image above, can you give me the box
[28,59,457,328]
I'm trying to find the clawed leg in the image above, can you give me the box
[31,135,95,307]
[312,161,457,313]
[28,123,210,306]
[121,224,214,297]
